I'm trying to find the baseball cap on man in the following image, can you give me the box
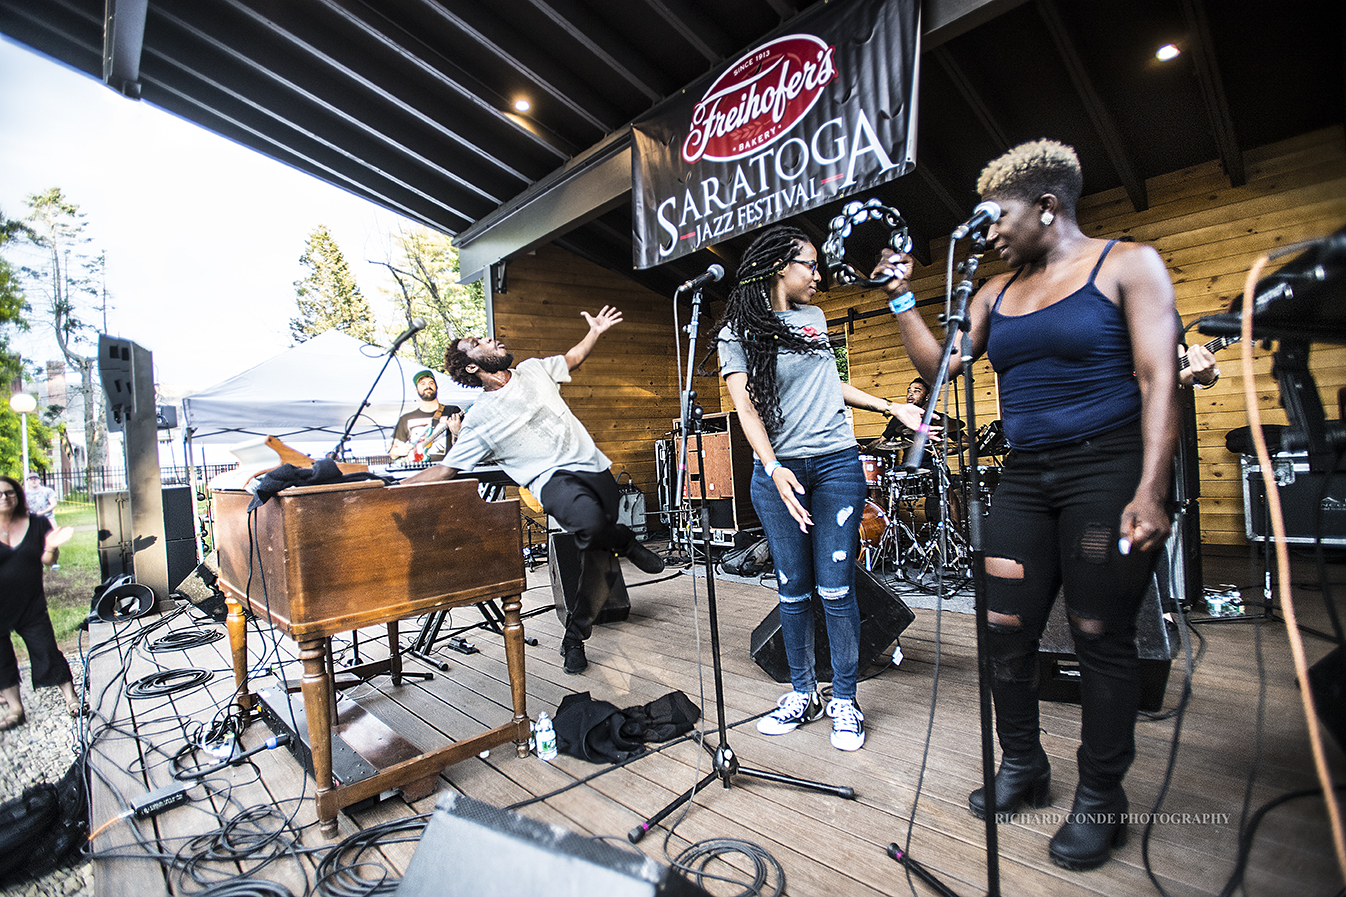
[413,370,437,385]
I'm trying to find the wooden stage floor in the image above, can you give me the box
[85,543,1344,896]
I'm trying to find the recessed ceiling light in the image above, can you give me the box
[1155,44,1180,62]
[513,98,531,113]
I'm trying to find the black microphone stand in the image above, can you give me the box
[628,281,855,845]
[327,336,407,668]
[330,349,400,462]
[896,231,1000,897]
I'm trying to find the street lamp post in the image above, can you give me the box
[9,393,37,479]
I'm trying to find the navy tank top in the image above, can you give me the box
[984,240,1141,450]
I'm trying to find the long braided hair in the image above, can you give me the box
[719,224,820,436]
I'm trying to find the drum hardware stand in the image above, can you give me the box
[901,453,973,593]
[406,602,548,670]
[630,274,855,845]
[900,229,1002,897]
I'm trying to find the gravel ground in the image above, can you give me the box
[0,667,94,897]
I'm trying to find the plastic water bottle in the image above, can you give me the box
[535,711,558,761]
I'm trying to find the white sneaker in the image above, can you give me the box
[756,690,824,735]
[827,698,865,751]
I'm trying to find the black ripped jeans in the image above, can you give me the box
[982,421,1162,791]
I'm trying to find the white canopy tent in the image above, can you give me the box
[181,330,480,452]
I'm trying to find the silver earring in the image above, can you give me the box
[1040,211,1055,226]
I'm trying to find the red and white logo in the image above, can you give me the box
[681,34,837,165]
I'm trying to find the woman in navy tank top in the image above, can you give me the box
[876,140,1181,871]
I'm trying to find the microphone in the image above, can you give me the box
[950,201,1002,239]
[677,263,725,293]
[388,317,426,353]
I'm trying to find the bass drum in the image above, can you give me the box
[858,499,888,549]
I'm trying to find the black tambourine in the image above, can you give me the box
[823,198,913,287]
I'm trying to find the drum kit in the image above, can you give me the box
[856,419,1009,590]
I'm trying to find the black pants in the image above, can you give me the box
[983,422,1161,791]
[0,592,73,691]
[540,469,635,646]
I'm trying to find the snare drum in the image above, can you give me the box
[889,469,932,502]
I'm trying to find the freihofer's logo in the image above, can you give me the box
[682,34,837,165]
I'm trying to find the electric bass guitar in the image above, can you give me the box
[405,412,461,464]
[1179,333,1241,373]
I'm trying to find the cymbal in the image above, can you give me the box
[871,438,910,453]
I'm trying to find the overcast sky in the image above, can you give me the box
[0,34,415,401]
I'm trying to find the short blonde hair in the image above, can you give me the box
[976,139,1083,215]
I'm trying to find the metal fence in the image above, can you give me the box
[28,464,237,505]
[33,458,393,506]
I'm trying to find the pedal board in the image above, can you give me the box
[255,687,437,813]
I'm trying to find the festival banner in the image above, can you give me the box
[631,0,920,269]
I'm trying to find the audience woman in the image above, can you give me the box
[0,474,80,728]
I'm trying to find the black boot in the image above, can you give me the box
[622,539,665,574]
[968,746,1051,819]
[1048,781,1127,871]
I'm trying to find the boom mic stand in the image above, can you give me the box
[628,278,855,845]
[331,351,399,462]
[898,231,1000,897]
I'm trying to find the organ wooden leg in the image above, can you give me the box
[300,637,339,838]
[225,596,252,715]
[500,592,530,756]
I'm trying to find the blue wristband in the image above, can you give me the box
[888,290,915,315]
[762,460,782,478]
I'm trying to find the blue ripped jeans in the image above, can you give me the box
[750,446,866,701]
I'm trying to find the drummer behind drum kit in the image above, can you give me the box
[857,419,1009,591]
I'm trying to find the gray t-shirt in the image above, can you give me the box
[440,355,611,495]
[717,304,855,459]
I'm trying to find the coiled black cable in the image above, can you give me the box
[673,837,785,897]
[148,628,225,652]
[313,815,429,896]
[125,668,213,699]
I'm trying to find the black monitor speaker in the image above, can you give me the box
[549,531,630,625]
[750,563,914,682]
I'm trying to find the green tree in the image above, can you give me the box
[375,225,485,367]
[18,188,109,475]
[0,396,55,478]
[290,226,375,343]
[0,211,32,387]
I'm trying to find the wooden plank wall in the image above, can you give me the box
[490,245,713,519]
[824,126,1346,545]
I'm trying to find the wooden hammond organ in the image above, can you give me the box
[213,477,529,837]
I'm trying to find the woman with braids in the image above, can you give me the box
[717,223,925,752]
[874,140,1180,869]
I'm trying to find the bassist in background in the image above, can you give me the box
[1171,336,1223,606]
[389,369,462,464]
